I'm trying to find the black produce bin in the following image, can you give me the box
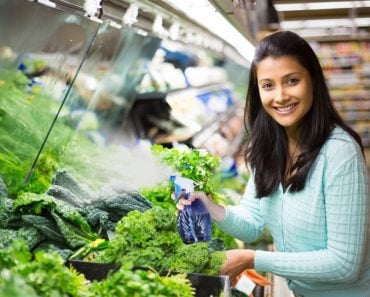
[66,260,119,281]
[66,260,232,297]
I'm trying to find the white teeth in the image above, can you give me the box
[276,104,296,112]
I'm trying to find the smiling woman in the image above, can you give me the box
[176,30,370,297]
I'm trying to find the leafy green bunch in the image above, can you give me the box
[0,240,90,297]
[90,263,194,297]
[13,192,100,250]
[151,144,220,196]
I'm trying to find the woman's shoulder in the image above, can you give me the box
[322,126,362,160]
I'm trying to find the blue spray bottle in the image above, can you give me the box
[171,175,212,244]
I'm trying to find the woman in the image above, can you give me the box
[177,31,369,297]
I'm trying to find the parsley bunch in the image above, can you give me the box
[151,145,219,195]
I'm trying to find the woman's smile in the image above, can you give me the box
[274,103,298,114]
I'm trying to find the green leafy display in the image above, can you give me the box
[13,192,100,250]
[90,263,195,297]
[96,206,226,276]
[0,240,90,297]
[0,241,196,297]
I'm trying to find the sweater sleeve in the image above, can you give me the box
[216,173,265,243]
[255,143,369,283]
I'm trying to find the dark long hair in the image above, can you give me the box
[245,31,363,198]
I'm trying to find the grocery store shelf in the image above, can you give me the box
[135,82,231,100]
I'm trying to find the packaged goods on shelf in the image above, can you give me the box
[312,40,370,147]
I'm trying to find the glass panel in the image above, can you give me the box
[0,0,100,195]
[31,22,161,193]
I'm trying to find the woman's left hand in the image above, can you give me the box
[220,249,256,284]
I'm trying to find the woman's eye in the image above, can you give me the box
[287,78,299,85]
[261,83,272,90]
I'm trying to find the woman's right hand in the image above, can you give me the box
[173,191,226,222]
[174,191,209,210]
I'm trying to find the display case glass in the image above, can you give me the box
[33,22,162,192]
[0,0,100,195]
[0,0,162,194]
[0,0,249,196]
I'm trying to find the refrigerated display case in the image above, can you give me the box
[0,1,254,296]
[0,0,250,195]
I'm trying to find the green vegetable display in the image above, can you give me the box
[0,269,38,297]
[13,192,100,251]
[0,240,89,297]
[96,206,226,275]
[0,241,196,297]
[90,263,195,297]
[0,227,44,250]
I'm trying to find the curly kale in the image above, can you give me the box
[97,206,226,275]
[203,251,227,275]
[168,242,210,273]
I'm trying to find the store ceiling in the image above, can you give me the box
[211,0,370,42]
[273,0,370,41]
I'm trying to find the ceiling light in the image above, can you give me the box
[275,1,370,11]
[293,27,355,38]
[163,0,255,62]
[280,17,370,29]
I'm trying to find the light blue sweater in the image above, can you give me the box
[217,127,370,297]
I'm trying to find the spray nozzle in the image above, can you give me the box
[170,175,196,202]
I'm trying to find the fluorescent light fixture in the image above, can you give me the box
[294,27,354,38]
[163,0,255,62]
[355,18,370,26]
[280,17,370,29]
[275,1,370,11]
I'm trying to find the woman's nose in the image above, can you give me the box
[274,86,289,103]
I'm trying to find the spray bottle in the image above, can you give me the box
[170,175,212,244]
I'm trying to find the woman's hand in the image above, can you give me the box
[220,249,256,284]
[174,191,209,210]
[173,191,226,222]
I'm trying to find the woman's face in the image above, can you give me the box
[256,55,313,138]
